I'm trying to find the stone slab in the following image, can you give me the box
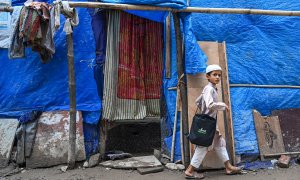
[137,166,164,175]
[26,111,86,168]
[0,119,19,168]
[100,155,162,169]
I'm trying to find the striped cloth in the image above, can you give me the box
[102,11,163,121]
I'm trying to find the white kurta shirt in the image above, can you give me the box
[195,82,226,133]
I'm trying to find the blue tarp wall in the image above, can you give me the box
[3,0,300,157]
[190,1,300,154]
[2,0,101,118]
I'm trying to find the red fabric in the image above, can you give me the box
[118,12,163,100]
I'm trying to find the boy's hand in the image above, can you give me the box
[225,105,230,112]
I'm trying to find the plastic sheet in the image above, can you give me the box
[102,0,187,9]
[0,4,101,116]
[191,0,300,154]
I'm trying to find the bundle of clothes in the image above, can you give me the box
[9,2,56,63]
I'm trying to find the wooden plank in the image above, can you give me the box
[187,41,226,169]
[264,152,300,157]
[165,13,171,79]
[253,110,285,161]
[272,108,300,152]
[173,12,190,167]
[218,41,236,165]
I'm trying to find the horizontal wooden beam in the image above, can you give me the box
[2,2,300,17]
[264,152,300,157]
[230,84,300,89]
[179,7,300,16]
[0,6,13,12]
[67,2,300,16]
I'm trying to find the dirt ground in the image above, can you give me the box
[1,163,299,180]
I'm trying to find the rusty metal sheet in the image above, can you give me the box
[26,111,86,168]
[272,108,300,152]
[0,118,19,168]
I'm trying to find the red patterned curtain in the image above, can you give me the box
[117,12,163,100]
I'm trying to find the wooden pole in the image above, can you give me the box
[0,6,13,12]
[171,88,179,162]
[67,33,77,169]
[165,13,171,79]
[218,42,236,165]
[173,12,190,167]
[230,84,300,89]
[3,2,300,16]
[264,152,300,157]
[179,7,300,16]
[66,2,300,17]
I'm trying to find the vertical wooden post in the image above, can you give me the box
[67,33,77,169]
[173,12,190,167]
[165,12,171,79]
[218,42,236,165]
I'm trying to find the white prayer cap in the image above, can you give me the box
[206,64,222,74]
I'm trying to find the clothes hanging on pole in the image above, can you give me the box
[9,2,55,63]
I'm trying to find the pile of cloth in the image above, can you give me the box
[9,2,55,63]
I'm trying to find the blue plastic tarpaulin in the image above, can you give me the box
[102,0,187,9]
[1,1,101,118]
[191,0,300,154]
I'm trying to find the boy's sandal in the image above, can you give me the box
[185,172,205,179]
[225,166,244,175]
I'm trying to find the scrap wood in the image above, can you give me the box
[253,110,285,161]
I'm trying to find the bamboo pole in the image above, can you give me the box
[179,7,300,16]
[67,33,77,170]
[173,12,190,167]
[3,2,300,16]
[230,84,300,89]
[171,88,179,162]
[0,6,13,12]
[165,13,171,79]
[66,2,300,17]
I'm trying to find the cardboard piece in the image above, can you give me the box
[187,42,226,169]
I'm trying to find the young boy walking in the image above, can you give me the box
[184,64,242,179]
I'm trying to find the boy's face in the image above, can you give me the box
[206,70,222,85]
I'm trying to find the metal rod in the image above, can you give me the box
[67,33,77,170]
[173,12,190,167]
[230,84,300,89]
